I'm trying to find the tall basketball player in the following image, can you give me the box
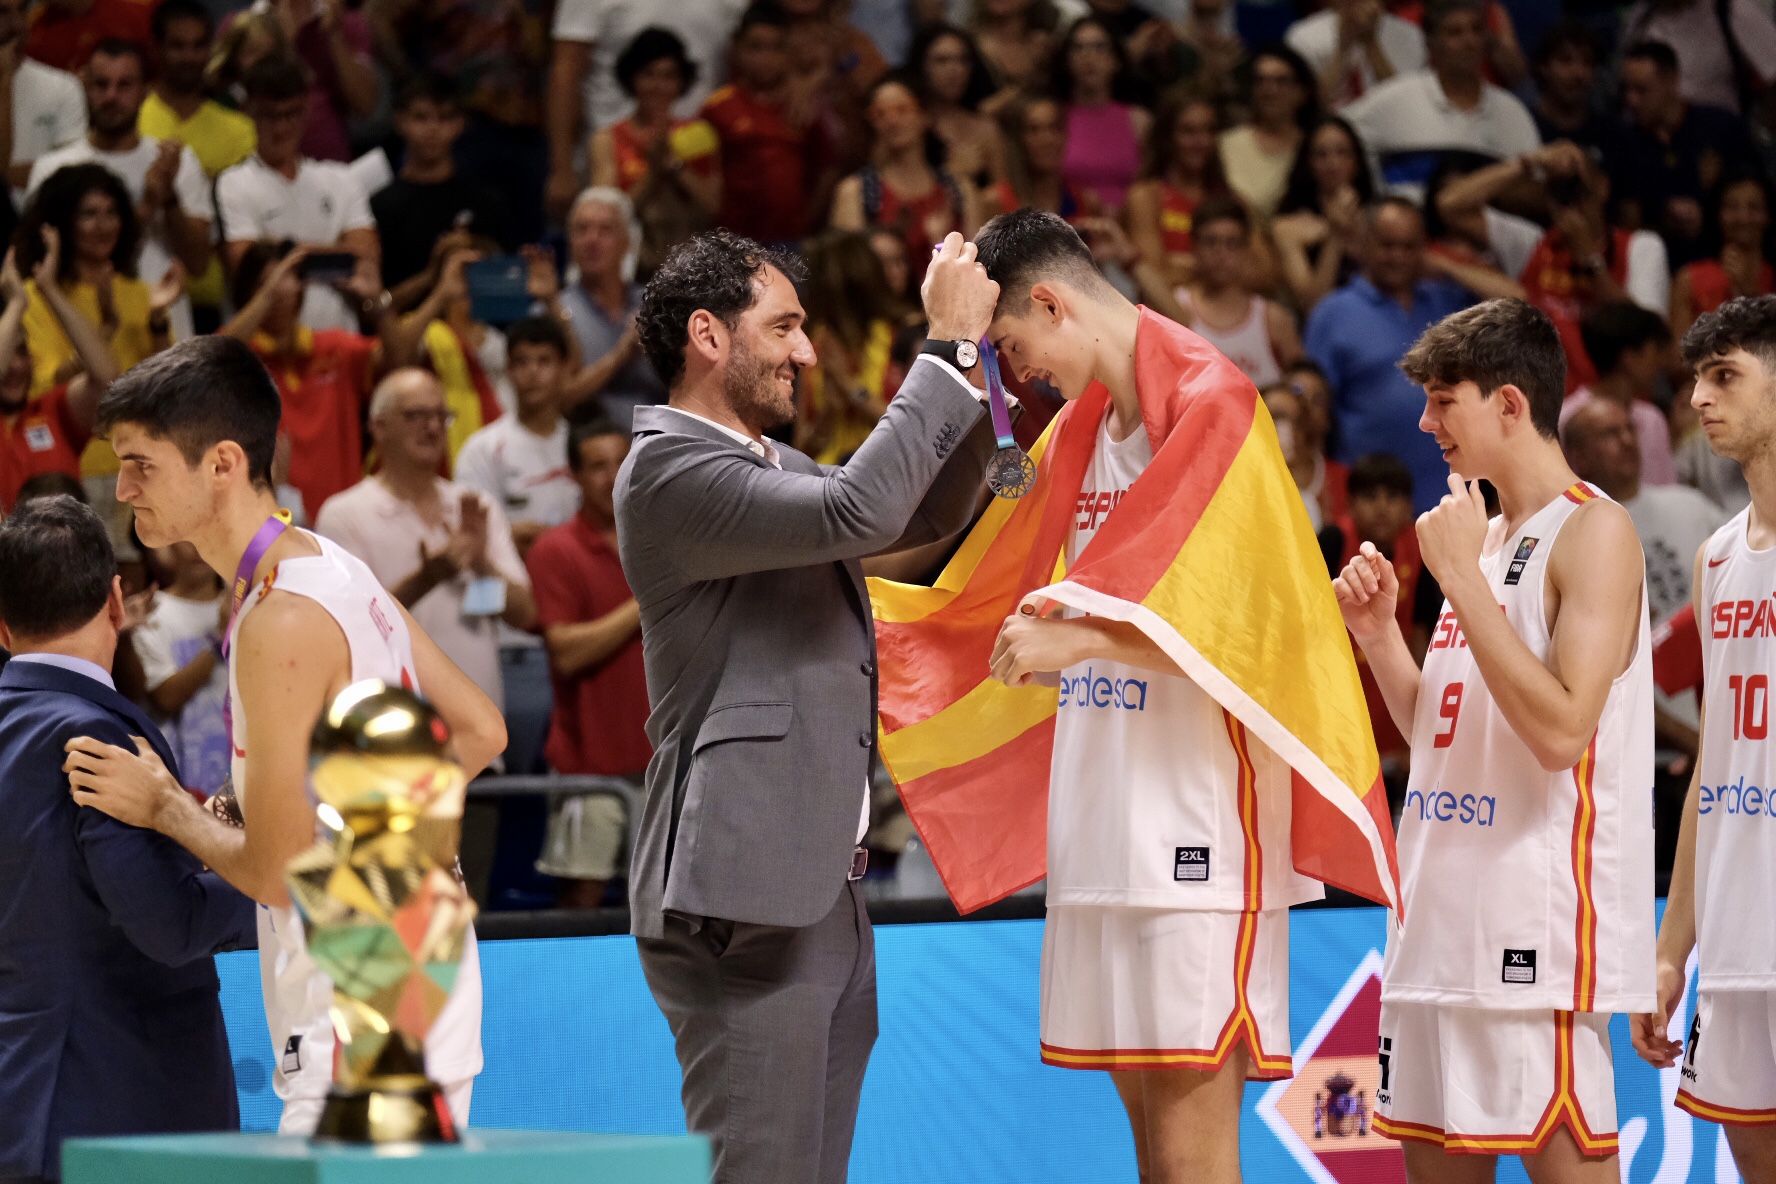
[1335,299,1655,1183]
[62,338,504,1134]
[1633,295,1776,1183]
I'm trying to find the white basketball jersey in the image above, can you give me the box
[1046,410,1323,912]
[229,530,485,1100]
[1383,482,1655,1013]
[1695,508,1776,991]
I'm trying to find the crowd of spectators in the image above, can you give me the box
[2,0,1771,906]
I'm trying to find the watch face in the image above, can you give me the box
[955,339,979,369]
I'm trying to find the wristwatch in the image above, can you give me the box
[921,338,979,371]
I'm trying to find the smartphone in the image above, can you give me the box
[465,255,531,326]
[299,251,359,284]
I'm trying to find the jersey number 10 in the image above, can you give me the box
[1729,673,1770,741]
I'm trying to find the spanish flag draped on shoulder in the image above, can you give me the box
[868,309,1400,914]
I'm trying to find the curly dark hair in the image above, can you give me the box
[638,229,808,390]
[615,26,699,98]
[1400,298,1566,439]
[1681,294,1776,371]
[15,163,141,281]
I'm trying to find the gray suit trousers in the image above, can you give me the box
[637,883,878,1184]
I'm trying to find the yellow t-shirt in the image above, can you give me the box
[139,94,254,309]
[26,277,157,475]
[138,93,256,178]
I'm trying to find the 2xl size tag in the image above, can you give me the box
[1174,846,1210,882]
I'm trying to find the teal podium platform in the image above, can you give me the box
[63,1129,709,1183]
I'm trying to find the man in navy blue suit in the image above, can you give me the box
[0,496,254,1184]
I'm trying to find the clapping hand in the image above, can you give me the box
[150,260,188,317]
[1332,541,1399,646]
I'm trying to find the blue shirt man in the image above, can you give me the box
[1304,200,1474,512]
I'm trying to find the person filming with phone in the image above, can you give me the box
[215,52,384,334]
[219,241,404,516]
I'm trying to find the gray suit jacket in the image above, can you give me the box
[616,358,993,938]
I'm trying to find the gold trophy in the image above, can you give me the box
[285,680,477,1144]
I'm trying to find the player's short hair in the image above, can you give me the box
[1347,453,1414,502]
[568,417,628,470]
[1400,298,1566,439]
[1579,301,1670,377]
[151,0,212,43]
[637,229,806,390]
[1681,295,1776,373]
[505,315,571,359]
[1623,39,1680,76]
[974,208,1114,318]
[0,495,114,640]
[96,335,281,488]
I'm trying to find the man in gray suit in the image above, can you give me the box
[616,229,1001,1183]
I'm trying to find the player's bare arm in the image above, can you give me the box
[1422,474,1643,772]
[1333,541,1421,739]
[1633,540,1708,1068]
[988,612,1183,687]
[395,600,506,779]
[66,594,350,907]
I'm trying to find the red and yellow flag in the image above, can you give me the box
[869,309,1400,913]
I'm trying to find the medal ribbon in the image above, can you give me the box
[221,510,293,746]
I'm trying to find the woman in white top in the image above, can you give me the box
[1218,44,1319,219]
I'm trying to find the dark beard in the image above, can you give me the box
[723,338,794,434]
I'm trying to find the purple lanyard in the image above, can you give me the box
[978,337,1035,499]
[979,337,1017,451]
[221,513,291,745]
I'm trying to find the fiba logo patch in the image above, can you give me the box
[281,1034,303,1073]
[1174,846,1210,882]
[1504,536,1539,586]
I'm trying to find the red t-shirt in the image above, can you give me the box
[252,330,375,518]
[25,0,154,71]
[0,384,86,511]
[526,515,653,777]
[1519,227,1634,392]
[1683,257,1776,317]
[1158,182,1199,257]
[702,84,821,245]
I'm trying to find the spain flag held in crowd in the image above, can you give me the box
[868,309,1402,914]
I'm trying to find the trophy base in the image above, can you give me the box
[311,1075,459,1145]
